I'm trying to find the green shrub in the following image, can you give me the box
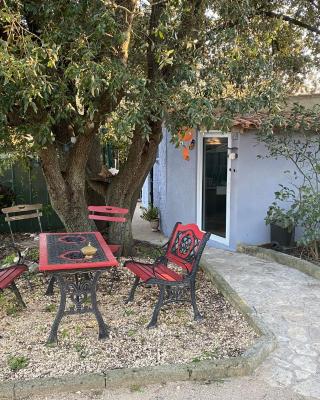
[25,248,39,262]
[140,204,159,221]
[7,356,29,371]
[260,123,320,260]
[1,253,16,266]
[265,185,296,231]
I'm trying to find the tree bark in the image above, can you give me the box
[106,122,163,254]
[40,125,97,232]
[40,119,162,255]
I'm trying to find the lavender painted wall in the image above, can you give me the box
[163,130,198,235]
[141,174,149,209]
[143,129,305,250]
[234,133,296,247]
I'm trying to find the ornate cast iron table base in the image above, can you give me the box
[47,270,108,344]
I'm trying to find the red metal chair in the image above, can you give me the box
[124,222,210,328]
[0,248,28,308]
[88,205,129,256]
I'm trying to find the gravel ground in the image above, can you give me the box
[0,245,258,383]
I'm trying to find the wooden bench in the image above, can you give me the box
[0,250,28,308]
[124,222,210,328]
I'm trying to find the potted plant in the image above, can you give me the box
[265,202,295,247]
[141,204,160,232]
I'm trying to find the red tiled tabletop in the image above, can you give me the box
[39,232,118,272]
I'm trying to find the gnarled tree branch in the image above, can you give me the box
[261,10,320,35]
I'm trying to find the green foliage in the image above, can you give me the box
[140,204,159,221]
[74,342,87,360]
[61,328,69,339]
[260,113,320,259]
[44,304,55,313]
[265,185,297,230]
[127,329,137,337]
[24,247,39,262]
[124,308,135,317]
[0,292,22,316]
[0,0,319,235]
[0,184,15,208]
[7,355,29,371]
[6,303,23,316]
[1,253,16,266]
[75,325,82,335]
[0,0,318,161]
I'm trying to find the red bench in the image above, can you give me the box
[0,259,28,308]
[124,222,210,328]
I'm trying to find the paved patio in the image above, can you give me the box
[132,208,320,400]
[29,208,320,399]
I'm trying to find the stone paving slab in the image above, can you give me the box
[238,244,320,280]
[203,247,320,399]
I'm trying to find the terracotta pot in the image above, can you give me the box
[150,219,160,232]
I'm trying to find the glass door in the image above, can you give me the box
[202,137,228,238]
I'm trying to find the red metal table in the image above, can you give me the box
[39,232,118,344]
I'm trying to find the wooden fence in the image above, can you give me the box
[0,161,63,233]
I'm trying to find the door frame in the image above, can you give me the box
[196,130,232,246]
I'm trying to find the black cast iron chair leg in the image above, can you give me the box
[47,275,66,344]
[107,267,121,294]
[190,280,202,321]
[45,276,56,296]
[147,285,165,329]
[10,282,26,308]
[23,273,34,291]
[125,276,140,303]
[91,271,109,340]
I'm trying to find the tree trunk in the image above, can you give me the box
[49,182,94,231]
[40,120,162,255]
[106,122,163,254]
[40,126,97,232]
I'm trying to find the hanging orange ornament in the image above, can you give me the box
[182,146,190,161]
[178,127,193,143]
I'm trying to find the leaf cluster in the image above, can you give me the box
[0,0,319,162]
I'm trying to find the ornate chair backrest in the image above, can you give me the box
[88,205,128,223]
[165,222,210,276]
